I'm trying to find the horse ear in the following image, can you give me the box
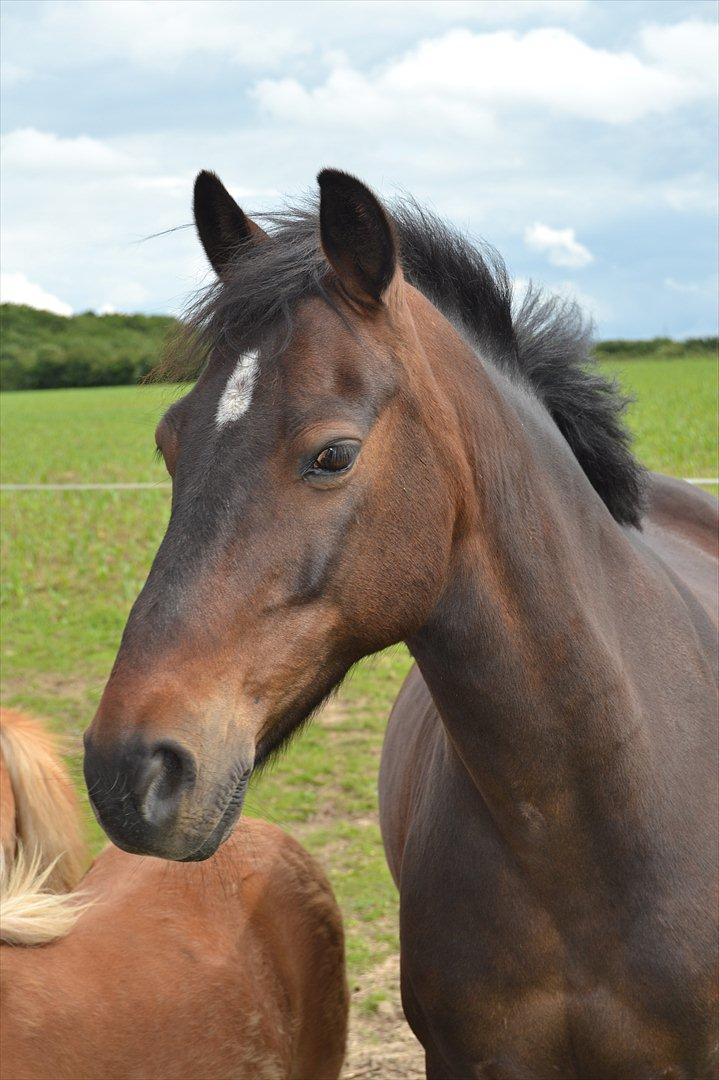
[193,171,266,278]
[318,169,397,304]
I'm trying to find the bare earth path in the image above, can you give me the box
[342,955,425,1079]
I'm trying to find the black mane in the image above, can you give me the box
[169,199,646,527]
[391,202,647,527]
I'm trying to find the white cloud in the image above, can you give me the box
[96,281,150,313]
[512,275,605,323]
[0,62,30,86]
[253,66,496,136]
[660,173,718,215]
[664,277,699,295]
[524,223,593,268]
[1,273,73,316]
[396,0,588,19]
[254,23,719,131]
[550,280,607,323]
[0,126,242,315]
[1,129,128,172]
[1,6,716,336]
[317,0,589,31]
[640,19,719,96]
[664,276,718,299]
[39,0,307,70]
[2,0,590,84]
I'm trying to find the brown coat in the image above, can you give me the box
[1,821,348,1080]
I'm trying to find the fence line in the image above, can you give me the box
[1,479,717,492]
[0,482,172,491]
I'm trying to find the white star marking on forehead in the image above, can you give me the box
[215,351,260,428]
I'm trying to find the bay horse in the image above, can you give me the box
[1,709,348,1078]
[84,169,718,1077]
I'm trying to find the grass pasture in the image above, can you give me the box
[1,356,717,1006]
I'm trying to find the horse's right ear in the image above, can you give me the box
[193,171,266,278]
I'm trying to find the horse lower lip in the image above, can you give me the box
[181,769,252,861]
[180,819,234,861]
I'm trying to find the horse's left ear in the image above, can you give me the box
[318,169,397,304]
[193,170,267,278]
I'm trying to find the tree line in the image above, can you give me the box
[1,304,716,391]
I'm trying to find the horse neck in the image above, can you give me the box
[407,345,653,860]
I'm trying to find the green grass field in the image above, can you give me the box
[1,356,717,985]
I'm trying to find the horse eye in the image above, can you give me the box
[311,441,359,475]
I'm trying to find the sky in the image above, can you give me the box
[1,0,717,338]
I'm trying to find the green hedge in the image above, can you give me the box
[594,336,718,359]
[1,304,717,390]
[0,305,177,390]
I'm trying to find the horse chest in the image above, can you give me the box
[401,855,713,1078]
[395,768,716,1078]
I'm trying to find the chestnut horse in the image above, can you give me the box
[1,710,347,1078]
[84,170,718,1077]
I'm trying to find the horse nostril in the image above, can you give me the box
[135,740,197,828]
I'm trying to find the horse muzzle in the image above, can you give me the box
[83,729,253,861]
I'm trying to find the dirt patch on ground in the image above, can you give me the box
[291,699,371,835]
[316,698,352,726]
[1,669,96,707]
[342,954,424,1079]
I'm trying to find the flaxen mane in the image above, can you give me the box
[163,198,646,527]
[0,709,89,944]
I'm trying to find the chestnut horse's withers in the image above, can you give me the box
[84,170,718,1077]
